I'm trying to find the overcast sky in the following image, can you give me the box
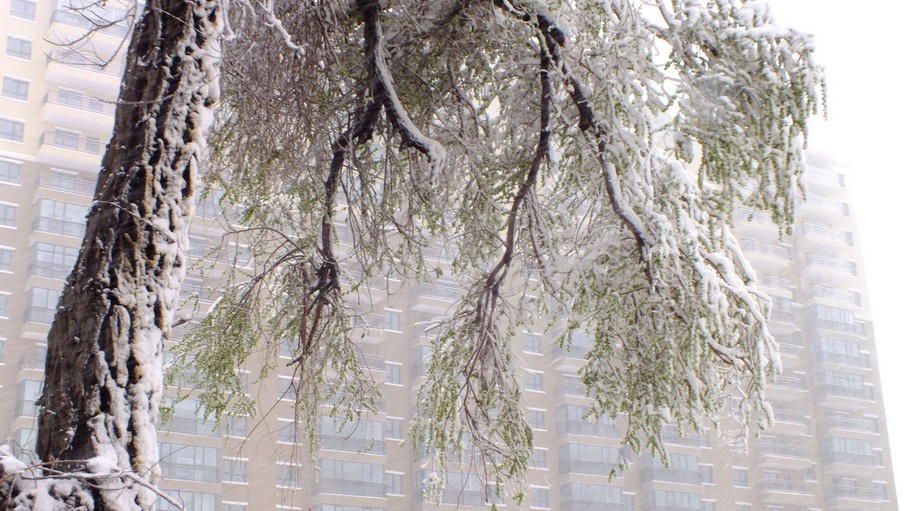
[762,0,914,507]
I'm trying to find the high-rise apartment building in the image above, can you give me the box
[0,2,898,511]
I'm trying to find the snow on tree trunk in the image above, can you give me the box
[0,1,222,509]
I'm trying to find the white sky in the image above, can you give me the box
[763,0,914,506]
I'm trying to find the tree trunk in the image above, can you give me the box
[6,1,221,509]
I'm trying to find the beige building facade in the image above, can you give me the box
[0,2,898,510]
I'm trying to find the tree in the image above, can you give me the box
[185,0,822,499]
[0,0,221,509]
[0,0,822,509]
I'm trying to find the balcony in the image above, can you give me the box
[805,194,849,216]
[805,253,857,276]
[831,485,886,501]
[37,130,105,172]
[39,172,97,197]
[824,450,880,467]
[50,8,131,38]
[19,352,46,371]
[769,373,807,392]
[803,223,853,247]
[741,239,790,260]
[315,478,387,498]
[807,285,860,306]
[772,409,810,429]
[827,414,879,434]
[556,420,618,439]
[757,274,793,291]
[815,350,870,369]
[42,90,115,134]
[24,306,56,324]
[762,478,814,495]
[159,463,219,483]
[661,427,710,448]
[45,50,125,95]
[816,384,874,403]
[807,318,866,337]
[640,467,702,485]
[318,435,385,455]
[16,399,39,418]
[33,215,87,238]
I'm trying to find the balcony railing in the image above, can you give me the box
[33,216,87,237]
[817,384,874,402]
[163,416,220,437]
[807,285,860,305]
[769,374,807,391]
[741,239,790,259]
[825,450,880,467]
[827,415,878,433]
[24,306,56,324]
[17,400,39,418]
[48,49,125,77]
[45,90,115,116]
[806,194,849,215]
[318,434,384,454]
[159,463,219,483]
[763,478,813,494]
[772,409,810,427]
[815,350,870,368]
[316,478,387,498]
[40,130,104,155]
[556,420,618,439]
[558,459,617,476]
[758,440,810,459]
[832,485,886,501]
[757,274,793,290]
[806,254,856,275]
[29,260,73,279]
[39,172,97,196]
[416,282,462,301]
[19,352,46,371]
[641,467,702,485]
[51,8,130,37]
[559,500,627,511]
[807,318,866,336]
[804,223,853,245]
[661,428,711,448]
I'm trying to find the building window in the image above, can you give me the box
[156,491,216,511]
[0,294,8,317]
[528,409,546,430]
[162,397,219,437]
[317,459,385,497]
[158,443,219,483]
[16,380,42,417]
[317,416,384,454]
[277,375,299,400]
[5,37,31,60]
[35,199,88,237]
[0,160,20,184]
[31,242,78,279]
[385,417,403,440]
[0,118,24,142]
[222,504,246,511]
[523,332,542,354]
[2,77,28,101]
[0,204,15,227]
[224,416,246,438]
[525,371,544,392]
[0,248,12,271]
[385,362,401,384]
[700,464,714,484]
[26,287,60,323]
[223,458,247,484]
[734,467,749,487]
[386,472,404,496]
[383,309,400,331]
[530,486,549,508]
[530,448,547,469]
[10,0,36,20]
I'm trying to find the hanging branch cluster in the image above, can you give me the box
[177,0,822,501]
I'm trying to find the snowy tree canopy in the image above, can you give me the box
[175,0,823,496]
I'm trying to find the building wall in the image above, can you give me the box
[0,2,898,510]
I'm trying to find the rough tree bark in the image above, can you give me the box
[0,1,221,509]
